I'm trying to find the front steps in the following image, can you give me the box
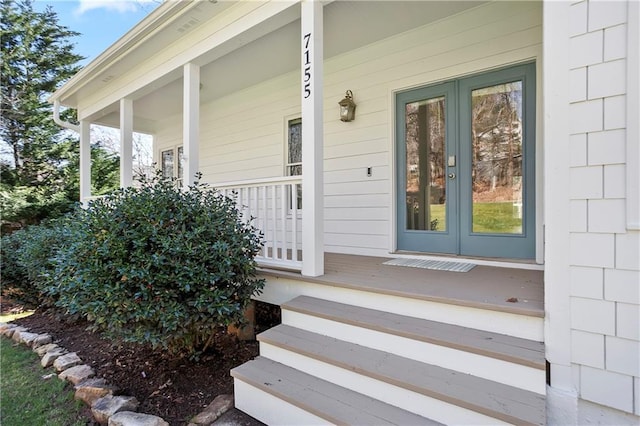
[233,357,441,425]
[232,295,546,425]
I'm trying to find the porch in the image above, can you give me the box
[235,252,546,425]
[258,251,544,318]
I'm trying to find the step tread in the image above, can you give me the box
[283,295,545,369]
[232,357,441,426]
[259,324,545,426]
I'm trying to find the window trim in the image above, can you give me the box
[395,62,536,259]
[284,116,302,177]
[284,114,302,213]
[159,145,184,183]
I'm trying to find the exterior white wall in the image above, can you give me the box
[546,0,639,420]
[154,1,543,257]
[142,0,640,422]
[155,76,299,183]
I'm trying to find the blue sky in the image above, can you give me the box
[33,0,161,65]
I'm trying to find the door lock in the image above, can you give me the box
[448,173,456,179]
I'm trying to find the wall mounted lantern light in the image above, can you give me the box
[338,90,356,122]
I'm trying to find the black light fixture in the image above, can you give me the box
[338,90,356,122]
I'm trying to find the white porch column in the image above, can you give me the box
[627,0,639,230]
[119,98,134,187]
[542,0,573,393]
[79,120,91,206]
[301,0,324,277]
[183,62,200,187]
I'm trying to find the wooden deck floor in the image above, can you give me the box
[259,253,544,317]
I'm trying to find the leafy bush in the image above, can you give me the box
[0,230,30,301]
[0,184,76,228]
[53,173,264,357]
[1,218,69,307]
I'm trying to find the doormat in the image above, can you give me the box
[383,258,476,272]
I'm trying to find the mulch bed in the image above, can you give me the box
[6,299,279,425]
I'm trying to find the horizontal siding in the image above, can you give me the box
[153,1,542,256]
[325,166,390,184]
[324,194,390,209]
[325,207,389,222]
[154,114,181,162]
[325,181,388,197]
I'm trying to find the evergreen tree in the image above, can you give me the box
[1,0,82,182]
[0,0,119,227]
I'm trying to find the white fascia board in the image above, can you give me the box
[49,0,194,107]
[77,0,300,122]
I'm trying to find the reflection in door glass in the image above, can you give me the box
[405,96,446,232]
[471,82,523,234]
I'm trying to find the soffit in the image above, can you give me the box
[90,1,485,130]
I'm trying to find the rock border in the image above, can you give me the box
[0,322,234,426]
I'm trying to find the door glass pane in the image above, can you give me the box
[471,81,523,234]
[405,96,446,232]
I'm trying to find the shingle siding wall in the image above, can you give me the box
[568,0,639,415]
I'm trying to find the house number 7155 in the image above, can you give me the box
[303,33,311,99]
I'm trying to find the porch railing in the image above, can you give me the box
[213,176,303,271]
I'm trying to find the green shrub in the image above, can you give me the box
[53,173,264,357]
[1,219,69,307]
[0,184,76,227]
[0,230,30,301]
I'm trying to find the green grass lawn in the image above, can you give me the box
[425,202,521,234]
[0,337,87,426]
[472,201,522,234]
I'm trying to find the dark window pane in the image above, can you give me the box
[405,96,447,232]
[288,119,302,167]
[177,146,184,180]
[288,164,302,176]
[161,149,174,179]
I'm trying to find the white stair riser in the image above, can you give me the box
[281,310,546,395]
[258,276,543,341]
[234,379,329,426]
[259,344,511,425]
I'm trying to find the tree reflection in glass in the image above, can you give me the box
[405,96,446,232]
[471,82,523,234]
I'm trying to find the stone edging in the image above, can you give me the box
[0,322,234,426]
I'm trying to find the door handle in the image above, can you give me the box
[448,173,456,180]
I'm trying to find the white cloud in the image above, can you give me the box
[74,0,154,16]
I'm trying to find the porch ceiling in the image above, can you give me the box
[93,1,483,132]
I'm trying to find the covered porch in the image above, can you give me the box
[54,0,535,277]
[256,251,544,341]
[49,1,553,423]
[260,252,544,317]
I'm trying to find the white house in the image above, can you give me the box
[51,1,639,424]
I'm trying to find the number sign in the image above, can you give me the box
[303,32,311,98]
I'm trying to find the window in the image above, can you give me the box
[160,146,184,182]
[161,149,174,178]
[287,118,302,209]
[287,118,302,176]
[177,146,184,181]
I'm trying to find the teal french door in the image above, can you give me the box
[396,63,536,259]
